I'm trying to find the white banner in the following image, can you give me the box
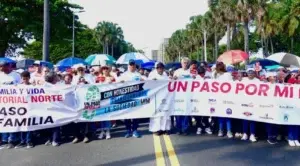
[1,79,300,132]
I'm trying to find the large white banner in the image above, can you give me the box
[1,79,300,132]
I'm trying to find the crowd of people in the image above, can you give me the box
[0,57,299,150]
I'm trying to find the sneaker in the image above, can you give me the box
[15,143,26,149]
[0,142,8,149]
[133,131,141,138]
[227,131,233,138]
[98,130,105,139]
[218,130,223,137]
[249,134,257,142]
[6,143,14,149]
[106,130,111,140]
[267,137,278,145]
[235,133,242,138]
[83,137,89,143]
[72,137,79,144]
[52,141,59,147]
[241,133,248,141]
[45,140,52,146]
[196,128,202,135]
[26,142,34,148]
[164,131,170,135]
[276,135,282,141]
[125,132,131,138]
[205,128,213,135]
[288,140,296,147]
[295,140,300,146]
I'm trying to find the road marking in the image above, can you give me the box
[153,135,166,166]
[163,135,180,166]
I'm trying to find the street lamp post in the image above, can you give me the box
[72,10,85,58]
[43,0,50,62]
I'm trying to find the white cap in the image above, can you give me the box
[72,63,85,69]
[16,69,24,74]
[246,68,255,72]
[266,72,277,78]
[34,60,41,65]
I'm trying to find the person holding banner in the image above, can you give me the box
[72,64,94,85]
[173,57,192,135]
[15,71,34,149]
[265,72,279,145]
[0,61,18,149]
[213,62,233,138]
[118,59,144,138]
[43,71,61,147]
[241,68,259,142]
[97,66,114,140]
[148,62,171,135]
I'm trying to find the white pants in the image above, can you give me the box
[149,116,171,132]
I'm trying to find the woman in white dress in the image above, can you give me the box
[148,62,171,135]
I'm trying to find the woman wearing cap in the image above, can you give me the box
[72,64,94,85]
[213,62,233,138]
[148,62,171,135]
[241,68,260,142]
[96,66,115,140]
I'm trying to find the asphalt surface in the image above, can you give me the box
[1,124,300,166]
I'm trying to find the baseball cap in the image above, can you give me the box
[33,60,41,65]
[246,68,255,73]
[155,62,164,68]
[129,59,136,65]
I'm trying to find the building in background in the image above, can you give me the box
[151,50,159,61]
[158,38,169,63]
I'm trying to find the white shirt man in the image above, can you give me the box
[173,57,191,79]
[0,61,17,85]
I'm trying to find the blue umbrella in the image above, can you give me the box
[250,59,280,69]
[56,57,88,68]
[141,61,156,69]
[0,57,15,64]
[40,61,54,69]
[16,59,34,69]
[165,62,181,70]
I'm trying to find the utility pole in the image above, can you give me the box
[72,13,75,58]
[43,0,50,62]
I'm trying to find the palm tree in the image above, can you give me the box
[278,0,300,53]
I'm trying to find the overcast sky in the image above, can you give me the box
[72,0,209,57]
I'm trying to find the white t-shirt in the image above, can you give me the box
[118,71,142,82]
[213,72,233,81]
[0,72,17,85]
[31,72,45,85]
[148,70,168,80]
[9,71,21,84]
[174,68,191,79]
[72,74,95,85]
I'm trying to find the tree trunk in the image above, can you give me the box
[111,44,114,57]
[261,36,265,58]
[42,0,50,62]
[214,32,218,62]
[204,30,207,62]
[102,42,105,54]
[0,42,8,57]
[226,23,231,51]
[270,37,274,55]
[291,37,294,53]
[243,21,249,62]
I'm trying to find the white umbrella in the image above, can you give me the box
[116,52,151,64]
[267,52,300,67]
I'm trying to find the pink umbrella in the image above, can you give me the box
[217,50,248,65]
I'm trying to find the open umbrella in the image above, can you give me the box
[217,50,248,65]
[249,59,280,69]
[0,57,15,64]
[16,59,34,69]
[56,57,88,68]
[141,61,156,70]
[165,62,181,70]
[116,52,151,64]
[267,52,300,67]
[85,54,116,66]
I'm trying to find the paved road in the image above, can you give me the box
[1,124,300,166]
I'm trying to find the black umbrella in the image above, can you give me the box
[16,59,35,69]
